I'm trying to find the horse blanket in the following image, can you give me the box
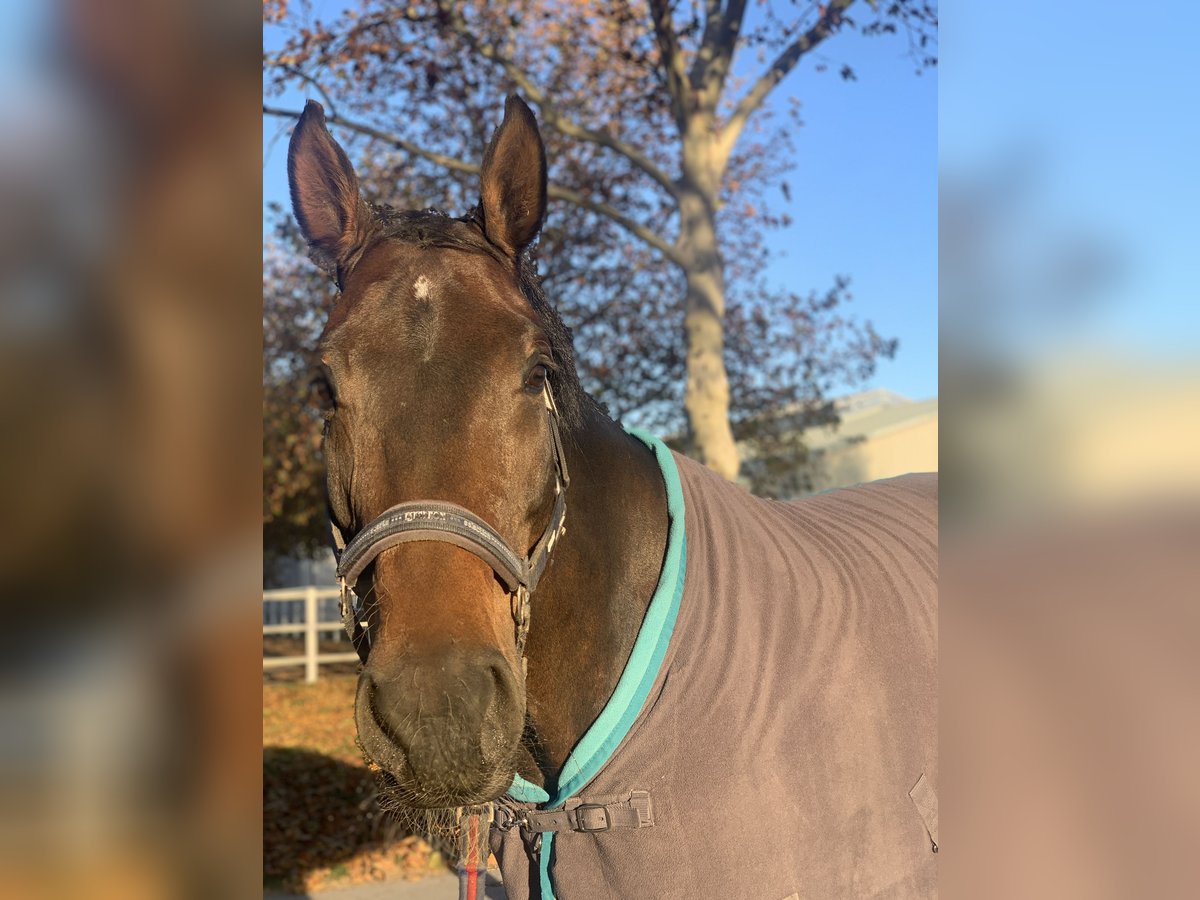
[493,431,938,899]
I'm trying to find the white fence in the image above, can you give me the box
[263,586,359,682]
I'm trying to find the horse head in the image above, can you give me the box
[288,95,569,808]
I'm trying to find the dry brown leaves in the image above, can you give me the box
[263,674,449,892]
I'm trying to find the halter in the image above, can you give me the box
[330,384,570,665]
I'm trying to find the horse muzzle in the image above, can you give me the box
[354,646,523,808]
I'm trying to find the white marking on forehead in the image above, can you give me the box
[407,274,440,363]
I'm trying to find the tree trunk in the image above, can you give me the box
[677,129,739,481]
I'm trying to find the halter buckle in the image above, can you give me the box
[512,584,532,657]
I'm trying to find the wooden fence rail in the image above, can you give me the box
[263,586,358,682]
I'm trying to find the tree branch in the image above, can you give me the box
[546,183,684,265]
[434,0,681,200]
[263,105,686,267]
[716,0,854,167]
[265,104,478,176]
[275,65,341,118]
[648,0,693,131]
[690,0,748,106]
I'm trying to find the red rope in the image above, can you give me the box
[457,807,489,900]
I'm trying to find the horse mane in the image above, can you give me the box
[366,203,601,431]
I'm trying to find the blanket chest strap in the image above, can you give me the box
[521,791,653,834]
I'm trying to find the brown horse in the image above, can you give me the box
[287,96,938,899]
[288,95,667,807]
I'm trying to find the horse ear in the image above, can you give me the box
[479,95,547,258]
[287,100,372,278]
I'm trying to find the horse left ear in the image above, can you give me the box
[479,95,547,258]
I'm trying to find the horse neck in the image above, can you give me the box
[518,407,669,785]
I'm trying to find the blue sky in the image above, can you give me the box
[940,2,1200,359]
[264,5,938,401]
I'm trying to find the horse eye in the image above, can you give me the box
[310,372,336,411]
[524,364,548,393]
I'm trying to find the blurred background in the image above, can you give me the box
[0,0,262,897]
[940,2,1200,896]
[0,0,1194,897]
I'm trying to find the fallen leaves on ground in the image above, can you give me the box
[263,674,449,893]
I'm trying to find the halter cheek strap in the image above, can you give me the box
[330,384,570,664]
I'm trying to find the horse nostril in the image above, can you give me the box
[479,665,498,708]
[355,673,392,737]
[493,661,516,700]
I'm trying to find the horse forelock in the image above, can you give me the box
[327,203,597,431]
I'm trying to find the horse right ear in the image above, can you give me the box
[287,100,372,279]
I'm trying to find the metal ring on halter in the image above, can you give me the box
[330,383,570,664]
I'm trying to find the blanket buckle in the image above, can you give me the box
[572,803,611,833]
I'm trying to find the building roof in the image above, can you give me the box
[803,390,938,452]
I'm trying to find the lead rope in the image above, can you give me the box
[455,803,494,900]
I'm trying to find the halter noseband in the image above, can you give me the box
[330,385,570,665]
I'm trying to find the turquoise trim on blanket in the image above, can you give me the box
[506,428,687,899]
[507,773,550,804]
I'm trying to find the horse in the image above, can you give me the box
[287,95,938,899]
